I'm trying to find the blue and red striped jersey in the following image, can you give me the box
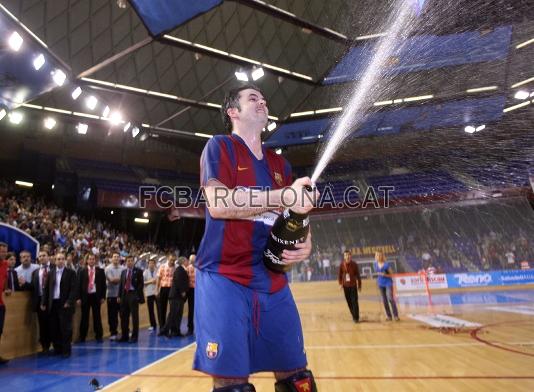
[196,133,293,293]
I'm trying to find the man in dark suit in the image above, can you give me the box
[118,255,144,343]
[31,250,52,353]
[6,253,21,292]
[42,251,78,358]
[159,256,189,337]
[76,253,106,343]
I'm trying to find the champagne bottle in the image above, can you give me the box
[264,209,310,273]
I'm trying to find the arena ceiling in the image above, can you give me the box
[2,0,534,164]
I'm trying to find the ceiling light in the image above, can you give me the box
[235,71,249,82]
[43,117,56,130]
[251,67,265,81]
[8,111,23,124]
[267,122,277,132]
[8,32,23,51]
[132,126,140,138]
[475,125,486,132]
[109,111,122,125]
[102,105,110,118]
[194,132,213,139]
[143,212,149,218]
[514,90,530,100]
[275,148,282,155]
[86,96,98,110]
[139,133,148,141]
[123,122,131,132]
[71,86,82,100]
[33,54,45,70]
[76,123,88,135]
[15,180,33,188]
[403,95,434,102]
[315,107,343,114]
[511,76,534,89]
[51,184,55,190]
[466,86,498,93]
[0,108,6,121]
[516,37,534,49]
[134,218,149,224]
[374,100,393,106]
[110,210,114,215]
[290,111,314,118]
[464,126,476,134]
[52,69,67,86]
[503,101,530,113]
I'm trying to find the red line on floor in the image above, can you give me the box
[470,319,534,358]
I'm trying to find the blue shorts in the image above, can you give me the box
[193,270,307,377]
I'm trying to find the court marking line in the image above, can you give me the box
[470,319,534,358]
[101,341,196,390]
[487,306,534,315]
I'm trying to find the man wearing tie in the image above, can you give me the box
[31,250,52,353]
[42,252,78,358]
[118,255,144,343]
[5,253,20,292]
[76,253,106,343]
[159,256,189,337]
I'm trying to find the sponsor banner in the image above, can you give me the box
[395,273,448,292]
[499,270,534,285]
[409,314,481,328]
[446,271,501,288]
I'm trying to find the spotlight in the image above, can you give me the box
[52,69,67,86]
[33,54,45,70]
[267,121,277,132]
[110,210,114,215]
[0,108,6,121]
[71,86,82,100]
[123,122,131,132]
[143,212,149,218]
[51,184,55,190]
[251,67,265,81]
[235,71,249,82]
[102,106,110,118]
[475,124,486,132]
[8,32,23,51]
[514,90,530,100]
[77,123,88,135]
[109,111,122,125]
[139,133,148,141]
[43,117,56,129]
[15,180,33,188]
[132,126,140,138]
[86,96,98,110]
[464,126,476,134]
[8,111,23,124]
[275,148,282,155]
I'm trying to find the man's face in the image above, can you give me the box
[55,253,66,268]
[168,256,175,267]
[7,256,16,268]
[344,252,351,262]
[148,260,155,270]
[21,253,31,266]
[0,245,7,260]
[38,252,49,265]
[87,255,96,267]
[189,254,196,266]
[232,89,268,128]
[111,254,119,265]
[126,258,135,269]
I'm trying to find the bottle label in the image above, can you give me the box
[241,211,280,227]
[271,232,305,246]
[264,248,286,265]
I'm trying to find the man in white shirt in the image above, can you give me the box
[31,251,52,353]
[15,250,39,290]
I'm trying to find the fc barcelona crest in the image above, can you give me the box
[274,171,283,186]
[206,342,219,359]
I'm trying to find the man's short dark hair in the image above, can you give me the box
[221,83,263,132]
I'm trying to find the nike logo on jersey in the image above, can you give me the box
[237,166,248,171]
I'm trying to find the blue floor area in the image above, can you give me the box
[0,327,195,392]
[398,289,534,307]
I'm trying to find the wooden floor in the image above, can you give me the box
[106,281,534,391]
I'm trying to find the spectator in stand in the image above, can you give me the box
[77,253,106,343]
[186,254,196,336]
[338,250,362,323]
[15,250,38,290]
[118,255,144,343]
[322,256,331,279]
[0,242,10,364]
[375,251,399,322]
[105,252,123,341]
[143,258,158,331]
[31,250,52,353]
[156,254,175,329]
[6,253,20,292]
[42,252,78,358]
